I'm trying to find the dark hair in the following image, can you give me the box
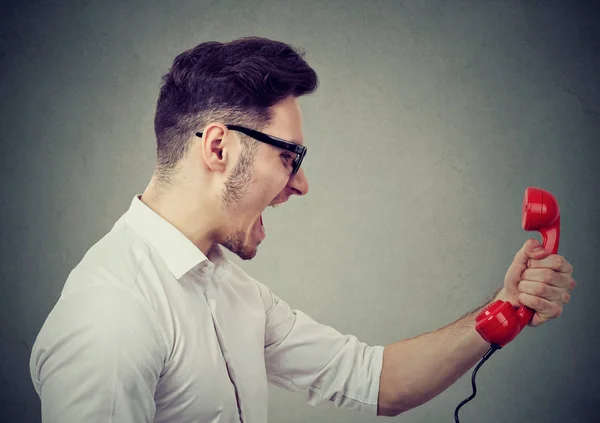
[153,36,319,179]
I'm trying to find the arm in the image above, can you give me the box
[378,239,575,416]
[377,290,499,416]
[257,280,384,415]
[30,284,166,422]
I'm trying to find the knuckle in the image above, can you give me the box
[535,284,547,297]
[554,256,564,269]
[543,269,554,284]
[561,274,571,288]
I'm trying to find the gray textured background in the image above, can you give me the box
[1,0,599,422]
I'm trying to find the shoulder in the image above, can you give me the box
[61,220,152,294]
[36,220,171,358]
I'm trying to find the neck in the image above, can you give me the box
[140,171,221,256]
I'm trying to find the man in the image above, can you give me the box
[29,37,576,422]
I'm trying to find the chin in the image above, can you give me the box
[221,236,260,261]
[235,245,258,261]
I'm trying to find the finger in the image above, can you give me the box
[530,309,560,328]
[506,239,550,284]
[527,254,573,274]
[521,268,574,289]
[517,292,563,321]
[517,280,571,304]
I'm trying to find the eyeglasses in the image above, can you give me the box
[196,124,306,175]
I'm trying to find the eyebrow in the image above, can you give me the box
[270,135,303,148]
[265,130,302,146]
[271,133,302,146]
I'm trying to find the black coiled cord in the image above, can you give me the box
[454,344,502,422]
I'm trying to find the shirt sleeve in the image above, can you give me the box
[257,282,385,415]
[29,284,167,423]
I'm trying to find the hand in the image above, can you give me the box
[496,238,576,327]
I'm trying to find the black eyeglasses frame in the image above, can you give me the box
[195,124,306,175]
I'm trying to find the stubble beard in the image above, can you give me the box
[220,145,259,260]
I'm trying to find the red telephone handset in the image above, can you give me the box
[475,187,561,347]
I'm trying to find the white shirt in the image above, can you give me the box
[29,195,385,423]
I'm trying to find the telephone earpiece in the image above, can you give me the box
[521,187,560,255]
[475,187,560,347]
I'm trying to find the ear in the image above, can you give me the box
[199,123,235,173]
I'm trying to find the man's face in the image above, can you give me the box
[220,97,309,260]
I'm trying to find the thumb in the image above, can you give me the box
[515,238,549,266]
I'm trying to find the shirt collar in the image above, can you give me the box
[124,195,227,280]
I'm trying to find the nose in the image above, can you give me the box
[288,168,309,196]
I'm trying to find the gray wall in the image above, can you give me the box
[1,0,599,422]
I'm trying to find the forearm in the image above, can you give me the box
[377,289,502,416]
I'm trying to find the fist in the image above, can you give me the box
[498,238,576,327]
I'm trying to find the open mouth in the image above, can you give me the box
[256,213,265,239]
[255,200,285,241]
